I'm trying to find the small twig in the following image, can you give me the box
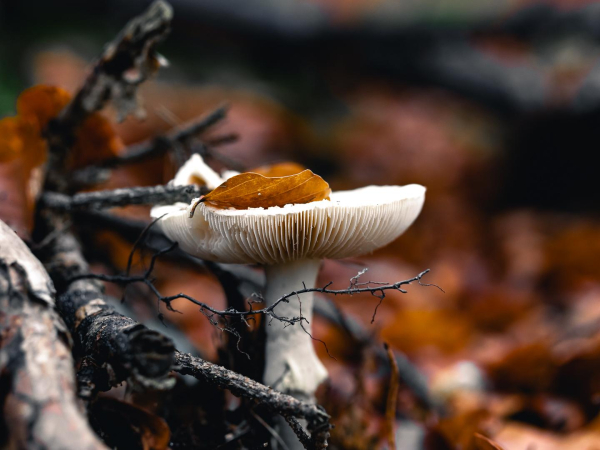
[71,264,434,330]
[126,214,166,276]
[41,185,207,211]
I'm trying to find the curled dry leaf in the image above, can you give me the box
[250,161,306,177]
[200,169,331,209]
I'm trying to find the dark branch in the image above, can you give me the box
[283,416,312,449]
[57,0,172,126]
[100,105,229,167]
[39,211,176,395]
[45,0,173,192]
[173,351,330,425]
[71,262,434,329]
[41,184,207,211]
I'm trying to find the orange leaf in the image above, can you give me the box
[201,169,331,209]
[473,433,505,450]
[70,113,124,168]
[250,162,307,177]
[0,116,46,165]
[16,85,71,129]
[0,117,25,163]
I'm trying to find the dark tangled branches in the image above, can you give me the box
[69,238,440,350]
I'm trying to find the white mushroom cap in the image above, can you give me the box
[151,154,225,218]
[173,153,224,190]
[220,169,240,180]
[153,184,425,265]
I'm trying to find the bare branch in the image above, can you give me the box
[100,105,229,167]
[39,212,176,395]
[45,0,173,191]
[41,184,206,211]
[72,260,434,328]
[57,0,172,125]
[173,351,331,427]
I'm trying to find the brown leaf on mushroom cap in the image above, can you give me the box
[201,169,331,209]
[250,161,306,177]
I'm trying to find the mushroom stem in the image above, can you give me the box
[263,258,328,400]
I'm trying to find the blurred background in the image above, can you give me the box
[2,0,600,448]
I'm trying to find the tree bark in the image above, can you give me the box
[0,219,106,450]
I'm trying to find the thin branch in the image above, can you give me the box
[41,184,207,211]
[70,262,434,328]
[100,105,229,167]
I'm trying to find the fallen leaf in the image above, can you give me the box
[250,161,306,177]
[70,113,124,168]
[16,85,71,129]
[201,169,331,209]
[0,116,46,166]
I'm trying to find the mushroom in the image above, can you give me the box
[152,180,426,403]
[172,153,224,190]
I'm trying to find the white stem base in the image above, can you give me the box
[263,259,328,399]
